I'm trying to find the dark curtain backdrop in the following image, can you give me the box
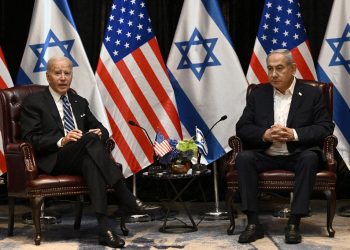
[0,0,333,80]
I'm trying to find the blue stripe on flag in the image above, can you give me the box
[15,68,33,85]
[317,64,350,146]
[201,0,233,48]
[168,70,225,163]
[334,87,350,145]
[316,64,332,83]
[53,0,77,30]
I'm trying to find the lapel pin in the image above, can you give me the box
[298,92,302,96]
[80,114,85,117]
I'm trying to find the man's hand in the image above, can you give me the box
[88,128,102,138]
[263,124,294,142]
[61,129,83,146]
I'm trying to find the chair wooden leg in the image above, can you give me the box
[31,196,44,245]
[74,195,84,230]
[324,189,336,237]
[225,188,236,235]
[7,197,15,236]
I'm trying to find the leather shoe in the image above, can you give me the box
[132,198,162,214]
[238,224,264,243]
[99,229,125,248]
[285,224,302,244]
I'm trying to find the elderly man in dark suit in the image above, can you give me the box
[20,56,160,248]
[235,49,334,244]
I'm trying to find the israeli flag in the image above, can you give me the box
[167,0,247,163]
[16,0,110,132]
[317,0,350,169]
[195,127,208,156]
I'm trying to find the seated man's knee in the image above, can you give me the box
[236,151,256,168]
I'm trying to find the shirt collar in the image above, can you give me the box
[49,86,67,103]
[274,77,296,96]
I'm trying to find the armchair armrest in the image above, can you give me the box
[323,135,338,173]
[226,136,243,172]
[6,142,38,193]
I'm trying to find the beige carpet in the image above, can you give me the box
[0,199,350,249]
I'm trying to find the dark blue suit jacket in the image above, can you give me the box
[236,79,334,161]
[20,87,109,173]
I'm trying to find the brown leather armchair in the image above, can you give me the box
[225,81,338,237]
[0,85,127,245]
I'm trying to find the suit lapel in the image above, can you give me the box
[265,85,275,126]
[68,91,84,130]
[287,81,303,126]
[43,88,64,133]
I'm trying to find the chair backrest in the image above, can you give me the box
[0,85,47,152]
[247,80,333,119]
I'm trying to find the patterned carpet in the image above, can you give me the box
[0,199,350,249]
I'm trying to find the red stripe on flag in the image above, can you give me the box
[116,59,169,138]
[148,38,182,138]
[96,59,153,163]
[149,38,168,75]
[0,151,6,174]
[133,43,182,137]
[291,48,315,81]
[0,47,8,68]
[250,52,269,83]
[0,76,8,89]
[106,111,142,173]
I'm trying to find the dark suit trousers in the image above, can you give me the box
[52,133,123,215]
[236,150,318,215]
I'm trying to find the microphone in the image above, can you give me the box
[128,120,154,146]
[203,115,228,138]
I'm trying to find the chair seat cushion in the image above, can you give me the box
[226,170,336,182]
[28,174,87,190]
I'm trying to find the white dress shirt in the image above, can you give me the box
[265,78,299,156]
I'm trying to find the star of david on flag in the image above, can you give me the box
[247,0,317,84]
[0,46,14,175]
[29,29,78,73]
[175,28,221,81]
[16,0,110,132]
[317,0,350,169]
[167,0,247,164]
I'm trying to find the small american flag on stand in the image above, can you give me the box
[154,132,172,158]
[246,0,317,83]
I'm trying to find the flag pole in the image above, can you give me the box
[204,161,228,220]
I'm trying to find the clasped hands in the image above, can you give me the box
[61,128,102,146]
[262,124,294,142]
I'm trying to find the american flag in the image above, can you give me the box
[154,132,172,158]
[0,46,14,175]
[246,0,317,84]
[96,0,182,177]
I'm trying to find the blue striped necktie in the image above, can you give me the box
[61,95,75,133]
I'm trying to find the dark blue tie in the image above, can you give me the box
[61,95,75,133]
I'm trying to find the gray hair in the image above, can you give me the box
[266,49,295,65]
[46,56,73,72]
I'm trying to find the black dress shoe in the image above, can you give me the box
[285,224,302,244]
[132,199,162,214]
[99,229,125,248]
[238,224,264,243]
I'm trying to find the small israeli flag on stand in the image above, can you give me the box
[195,127,208,156]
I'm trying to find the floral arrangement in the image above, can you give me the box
[158,138,198,166]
